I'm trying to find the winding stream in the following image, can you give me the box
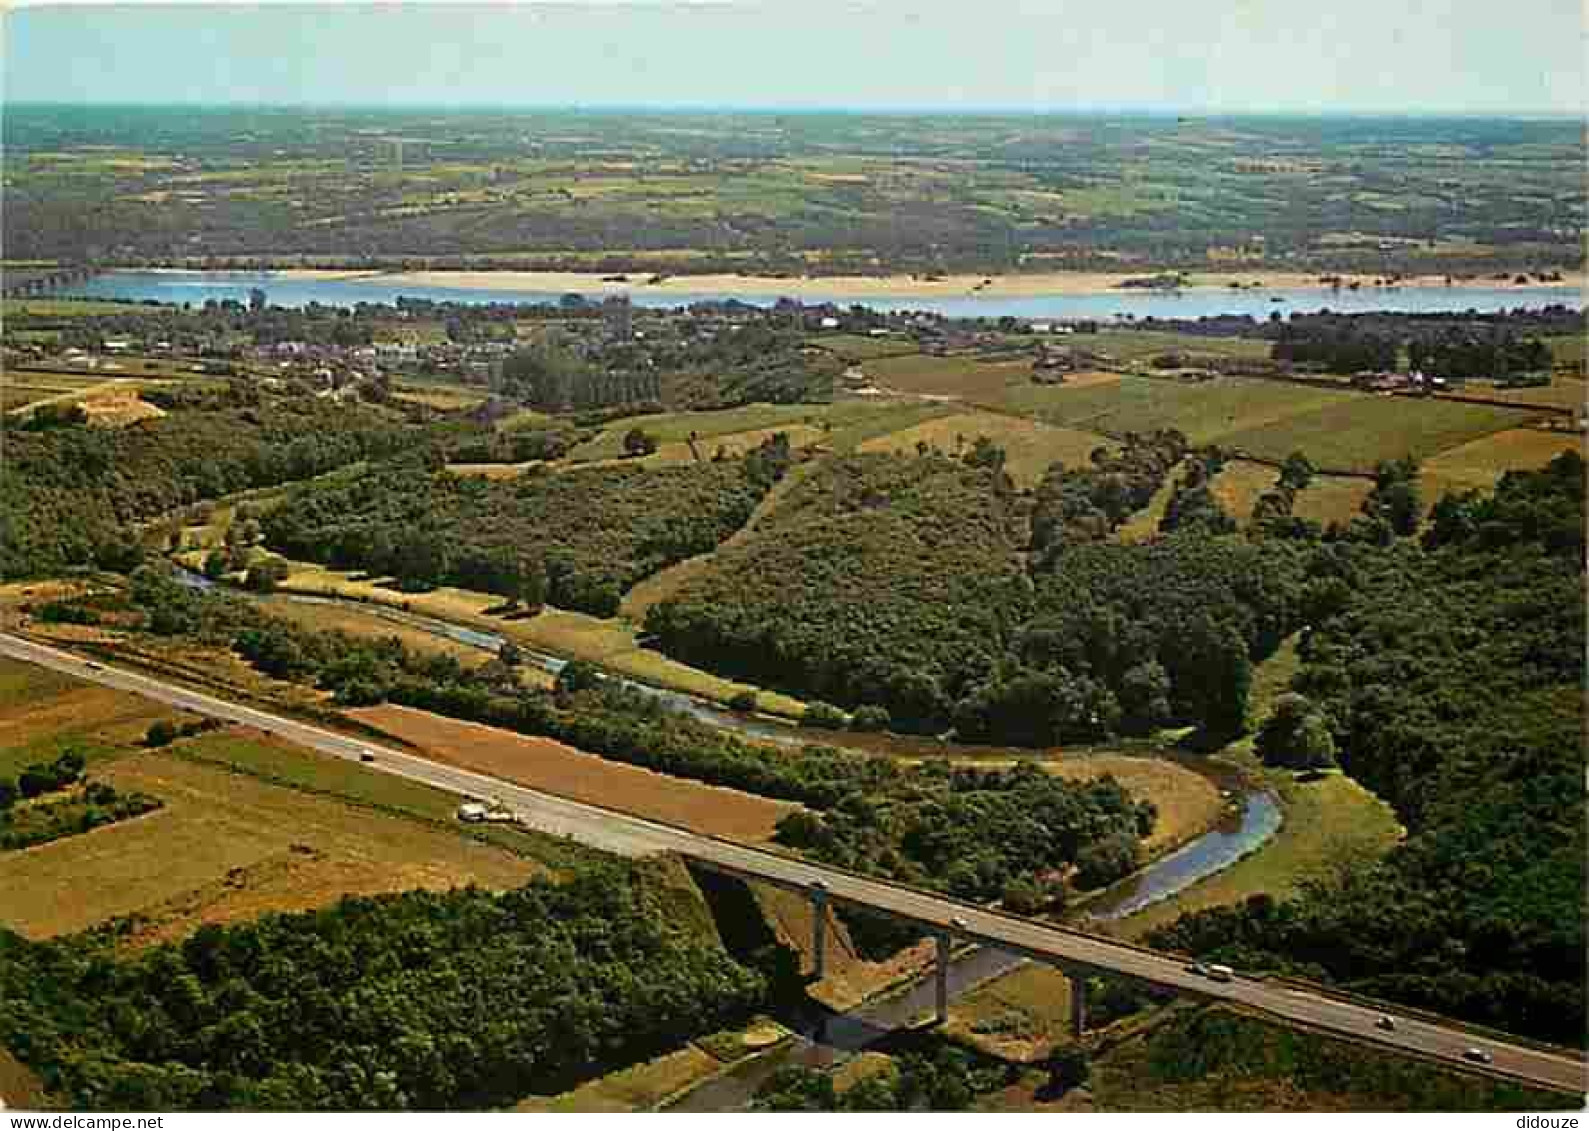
[173,566,1283,1107]
[177,566,1282,916]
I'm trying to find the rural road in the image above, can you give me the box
[3,631,1584,1097]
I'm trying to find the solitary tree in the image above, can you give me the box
[622,428,658,458]
[1255,692,1338,771]
[1279,451,1315,492]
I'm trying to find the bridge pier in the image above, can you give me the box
[1069,971,1088,1038]
[810,887,828,981]
[935,931,950,1024]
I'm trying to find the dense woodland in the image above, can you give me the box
[0,388,423,580]
[1151,455,1586,1045]
[0,864,765,1109]
[0,330,1583,1085]
[645,453,1033,732]
[260,443,789,615]
[648,448,1304,743]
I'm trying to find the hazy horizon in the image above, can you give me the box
[6,1,1584,116]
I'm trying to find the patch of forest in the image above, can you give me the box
[647,447,1312,743]
[0,386,423,580]
[1149,455,1586,1046]
[260,438,792,616]
[90,566,1157,904]
[0,863,765,1110]
[645,452,1034,731]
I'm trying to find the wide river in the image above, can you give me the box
[61,269,1581,320]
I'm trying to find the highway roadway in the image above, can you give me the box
[2,631,1583,1097]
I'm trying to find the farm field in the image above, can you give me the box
[0,727,540,941]
[391,379,489,410]
[1000,375,1353,445]
[0,657,178,778]
[349,702,797,842]
[824,400,961,450]
[1220,395,1538,473]
[859,353,1034,399]
[1544,335,1586,368]
[1420,428,1585,499]
[944,962,1074,1063]
[1449,377,1586,411]
[810,332,921,360]
[2,297,157,318]
[1056,329,1274,364]
[1290,474,1376,527]
[1210,459,1284,525]
[457,422,829,478]
[275,559,809,716]
[567,401,888,461]
[858,410,1113,487]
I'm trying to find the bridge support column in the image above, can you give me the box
[1069,972,1088,1038]
[810,889,828,981]
[935,931,951,1024]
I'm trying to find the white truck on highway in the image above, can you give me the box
[457,800,518,824]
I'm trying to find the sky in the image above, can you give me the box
[4,0,1585,115]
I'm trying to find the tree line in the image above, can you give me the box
[1150,454,1586,1046]
[0,863,765,1109]
[259,444,789,616]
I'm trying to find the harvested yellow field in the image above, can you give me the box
[1049,369,1127,390]
[1420,427,1584,498]
[1211,460,1281,525]
[0,658,177,775]
[78,386,166,427]
[350,703,796,842]
[656,423,825,463]
[946,963,1074,1063]
[0,747,537,941]
[1290,475,1375,528]
[859,410,1114,486]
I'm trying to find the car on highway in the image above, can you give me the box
[85,661,102,671]
[359,749,376,763]
[1376,1015,1396,1032]
[1463,1048,1493,1065]
[950,916,968,931]
[1205,963,1235,983]
[1185,962,1208,976]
